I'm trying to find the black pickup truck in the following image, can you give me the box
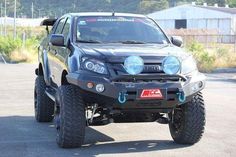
[35,12,206,148]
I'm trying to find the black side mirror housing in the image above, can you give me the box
[171,36,183,47]
[50,34,65,47]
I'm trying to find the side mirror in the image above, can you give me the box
[50,34,65,47]
[171,36,183,47]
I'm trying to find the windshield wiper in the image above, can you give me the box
[77,39,102,43]
[119,40,146,44]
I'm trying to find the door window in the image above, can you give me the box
[55,18,66,34]
[62,18,71,43]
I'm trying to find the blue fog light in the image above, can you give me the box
[162,56,181,75]
[124,56,144,75]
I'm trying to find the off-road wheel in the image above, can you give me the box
[169,92,205,144]
[55,85,86,148]
[34,76,54,122]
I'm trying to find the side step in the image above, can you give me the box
[157,117,170,124]
[45,87,56,102]
[88,116,111,126]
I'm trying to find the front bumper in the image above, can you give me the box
[66,71,206,109]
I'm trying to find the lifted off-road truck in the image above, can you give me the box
[34,13,206,148]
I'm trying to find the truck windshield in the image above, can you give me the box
[77,16,169,44]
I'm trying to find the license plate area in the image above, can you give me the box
[137,88,167,100]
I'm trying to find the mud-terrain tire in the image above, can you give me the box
[169,92,205,144]
[34,76,54,122]
[56,85,86,148]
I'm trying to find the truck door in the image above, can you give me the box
[48,17,72,86]
[48,17,67,86]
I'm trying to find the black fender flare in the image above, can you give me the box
[42,49,51,86]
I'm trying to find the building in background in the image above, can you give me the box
[148,3,236,39]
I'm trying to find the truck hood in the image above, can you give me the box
[77,43,189,62]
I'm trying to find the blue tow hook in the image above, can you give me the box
[177,91,186,103]
[118,91,128,104]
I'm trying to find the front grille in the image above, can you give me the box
[108,63,183,82]
[110,63,164,75]
[142,64,163,73]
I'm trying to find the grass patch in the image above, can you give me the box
[9,48,37,63]
[186,41,236,72]
[0,26,45,63]
[0,36,39,63]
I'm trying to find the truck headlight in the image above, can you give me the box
[162,56,181,75]
[181,56,198,75]
[83,59,108,74]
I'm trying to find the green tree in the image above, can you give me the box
[204,0,227,6]
[228,0,236,7]
[139,0,169,14]
[0,0,21,17]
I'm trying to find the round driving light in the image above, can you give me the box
[162,56,181,75]
[87,82,94,89]
[124,56,144,75]
[96,84,105,93]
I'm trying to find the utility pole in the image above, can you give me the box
[13,0,16,39]
[38,8,42,18]
[31,2,34,18]
[60,9,63,16]
[4,0,6,36]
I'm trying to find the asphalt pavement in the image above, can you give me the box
[0,63,236,157]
